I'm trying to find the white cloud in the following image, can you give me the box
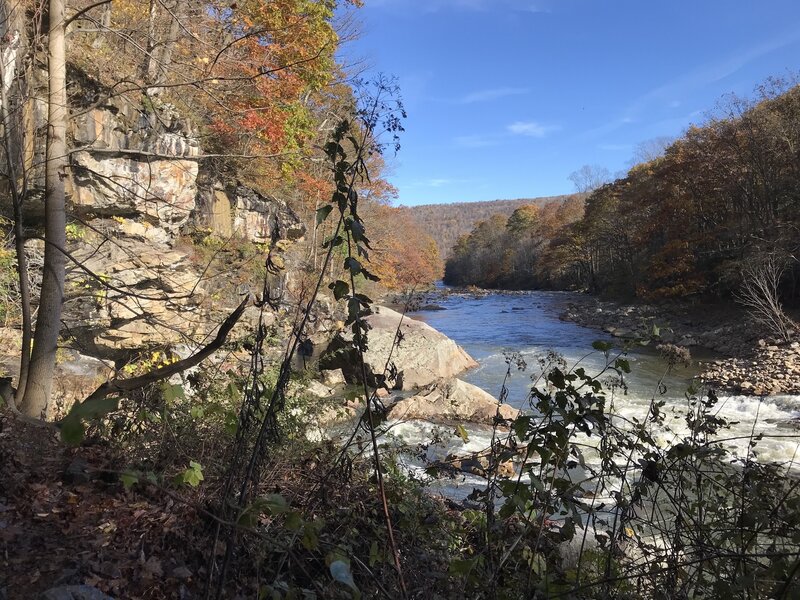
[428,178,451,187]
[507,121,558,138]
[460,87,529,104]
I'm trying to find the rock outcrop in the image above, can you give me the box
[0,87,312,411]
[194,182,306,244]
[387,378,518,425]
[56,96,306,360]
[320,306,477,390]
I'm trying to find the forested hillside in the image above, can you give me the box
[446,78,800,312]
[1,2,799,599]
[407,195,576,257]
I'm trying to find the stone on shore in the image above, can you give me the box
[387,378,519,425]
[320,306,477,390]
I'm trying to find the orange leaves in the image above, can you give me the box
[361,203,443,289]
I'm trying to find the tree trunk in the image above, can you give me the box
[19,0,67,418]
[0,2,32,403]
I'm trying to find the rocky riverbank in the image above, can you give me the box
[397,288,800,397]
[558,295,800,396]
[315,305,514,425]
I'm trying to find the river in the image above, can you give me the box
[387,289,800,499]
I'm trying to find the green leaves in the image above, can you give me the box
[344,257,362,276]
[316,204,333,226]
[60,394,120,445]
[449,557,480,577]
[176,461,204,488]
[330,280,349,300]
[162,383,185,404]
[591,340,613,352]
[60,418,86,446]
[324,141,345,160]
[614,357,631,373]
[454,423,470,443]
[120,471,139,490]
[238,494,290,528]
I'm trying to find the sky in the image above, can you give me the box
[339,0,800,206]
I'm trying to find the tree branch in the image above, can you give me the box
[74,295,250,408]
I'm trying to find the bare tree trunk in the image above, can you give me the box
[141,0,158,85]
[156,0,182,86]
[737,254,798,342]
[90,2,112,49]
[0,3,32,403]
[19,0,67,418]
[311,195,319,269]
[140,0,182,93]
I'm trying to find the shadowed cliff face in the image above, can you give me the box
[0,91,311,414]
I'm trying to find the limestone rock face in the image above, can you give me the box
[71,97,200,156]
[193,183,306,243]
[387,378,519,425]
[65,224,209,358]
[321,369,346,387]
[321,306,477,390]
[69,97,202,232]
[71,152,199,230]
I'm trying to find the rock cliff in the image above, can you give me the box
[1,92,312,410]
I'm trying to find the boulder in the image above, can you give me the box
[387,378,519,425]
[321,369,346,387]
[321,306,477,390]
[306,380,334,398]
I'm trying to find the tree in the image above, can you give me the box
[567,164,610,194]
[631,135,675,163]
[737,254,798,342]
[0,0,371,418]
[18,0,67,418]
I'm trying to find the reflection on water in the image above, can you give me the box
[407,290,800,468]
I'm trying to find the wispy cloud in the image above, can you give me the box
[598,143,631,151]
[370,0,550,14]
[460,87,529,104]
[454,134,499,148]
[582,29,800,141]
[645,29,800,102]
[581,116,637,140]
[507,121,559,138]
[407,177,475,188]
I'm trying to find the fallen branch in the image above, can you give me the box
[74,295,250,409]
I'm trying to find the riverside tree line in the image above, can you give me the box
[445,78,800,312]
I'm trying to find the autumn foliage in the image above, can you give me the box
[63,0,439,289]
[446,78,800,303]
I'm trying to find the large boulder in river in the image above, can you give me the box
[320,306,477,390]
[387,378,519,425]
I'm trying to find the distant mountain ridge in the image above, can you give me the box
[406,195,575,258]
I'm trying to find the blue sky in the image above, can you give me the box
[340,0,800,206]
